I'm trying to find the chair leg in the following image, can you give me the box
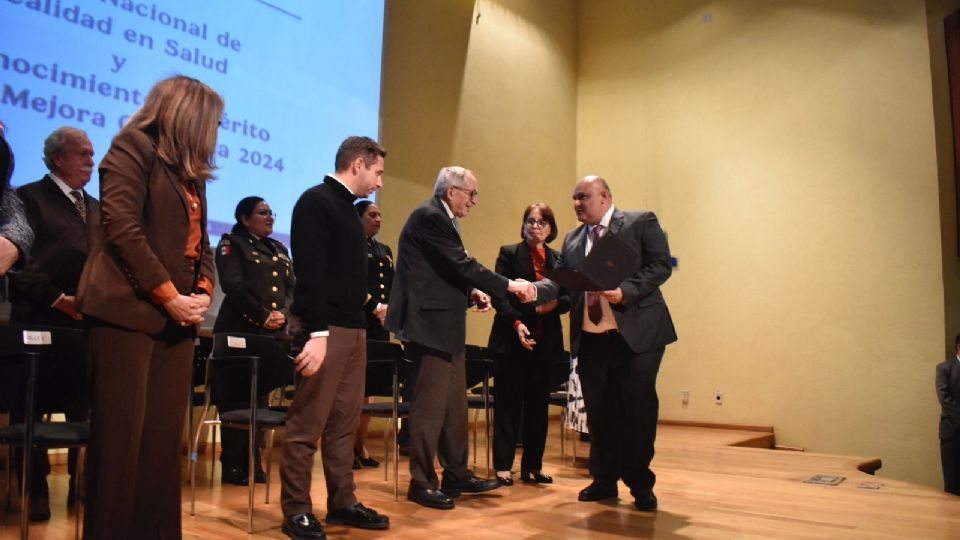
[560,412,566,464]
[265,430,275,505]
[247,428,255,534]
[189,404,212,516]
[383,423,389,482]
[5,446,11,513]
[75,446,85,539]
[471,409,478,466]
[392,416,399,501]
[20,444,30,540]
[210,423,218,486]
[485,406,491,477]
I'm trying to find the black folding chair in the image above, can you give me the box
[188,332,291,533]
[360,340,411,500]
[465,344,494,476]
[0,325,88,540]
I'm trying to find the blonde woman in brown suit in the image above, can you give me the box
[76,75,223,539]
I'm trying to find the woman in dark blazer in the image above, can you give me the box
[488,202,569,486]
[213,196,294,484]
[76,75,223,539]
[352,200,393,468]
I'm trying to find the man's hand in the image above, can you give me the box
[508,279,536,303]
[163,294,206,326]
[598,288,623,304]
[471,289,491,312]
[535,299,558,315]
[295,336,327,377]
[53,295,83,320]
[515,322,537,351]
[264,310,286,330]
[374,303,388,326]
[0,236,19,276]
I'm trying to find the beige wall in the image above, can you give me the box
[929,0,960,372]
[380,0,578,344]
[382,0,953,486]
[577,0,945,486]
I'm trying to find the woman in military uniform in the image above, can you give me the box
[353,200,394,468]
[214,196,295,484]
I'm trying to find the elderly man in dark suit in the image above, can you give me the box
[8,126,100,520]
[385,166,535,510]
[937,333,960,495]
[532,175,676,512]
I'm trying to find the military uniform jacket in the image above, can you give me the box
[364,236,393,341]
[213,229,295,335]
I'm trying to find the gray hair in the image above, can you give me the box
[42,126,88,170]
[434,166,471,198]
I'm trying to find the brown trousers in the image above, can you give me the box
[407,343,470,490]
[83,321,194,540]
[280,326,366,515]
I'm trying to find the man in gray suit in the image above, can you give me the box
[532,175,676,512]
[386,166,534,510]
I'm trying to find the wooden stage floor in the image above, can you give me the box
[4,421,960,539]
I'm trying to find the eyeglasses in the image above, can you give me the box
[255,210,275,218]
[452,186,479,201]
[525,218,548,228]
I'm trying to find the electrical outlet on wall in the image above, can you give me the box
[714,390,723,405]
[681,390,689,406]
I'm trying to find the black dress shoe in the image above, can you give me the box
[496,472,514,487]
[578,481,618,502]
[352,456,362,470]
[407,484,455,510]
[326,502,389,530]
[282,513,327,539]
[634,491,658,511]
[359,455,380,468]
[440,473,500,498]
[521,470,553,484]
[254,468,267,484]
[222,467,250,486]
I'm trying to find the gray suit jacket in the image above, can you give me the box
[385,196,509,355]
[536,208,677,356]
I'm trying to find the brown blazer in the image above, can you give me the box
[76,128,215,334]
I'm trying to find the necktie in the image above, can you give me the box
[70,190,86,223]
[586,225,603,325]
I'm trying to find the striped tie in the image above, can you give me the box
[70,190,86,223]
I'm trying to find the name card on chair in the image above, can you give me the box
[22,330,52,345]
[227,335,247,349]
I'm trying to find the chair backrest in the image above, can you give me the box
[0,325,84,415]
[365,340,403,397]
[209,333,292,407]
[464,344,493,389]
[192,334,213,387]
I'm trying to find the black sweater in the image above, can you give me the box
[290,176,367,333]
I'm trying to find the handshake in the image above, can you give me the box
[507,279,537,303]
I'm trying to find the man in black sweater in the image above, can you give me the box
[281,136,389,539]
